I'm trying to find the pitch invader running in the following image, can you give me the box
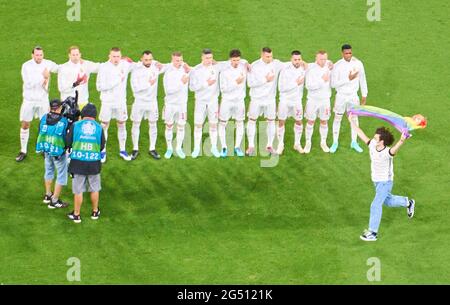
[276,50,308,155]
[330,44,368,153]
[218,49,248,157]
[304,50,333,154]
[16,46,59,162]
[96,47,135,162]
[162,51,191,159]
[130,50,164,160]
[246,47,286,156]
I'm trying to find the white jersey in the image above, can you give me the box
[189,63,221,102]
[369,140,394,182]
[131,61,161,103]
[220,63,247,101]
[163,64,190,105]
[248,59,285,100]
[21,59,58,102]
[58,60,100,102]
[96,60,134,104]
[278,63,306,103]
[305,63,332,100]
[331,57,368,97]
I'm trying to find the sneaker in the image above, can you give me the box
[320,141,330,153]
[407,199,415,218]
[191,148,200,159]
[330,142,339,154]
[234,147,244,157]
[221,148,228,158]
[164,149,173,159]
[131,150,139,160]
[304,141,312,154]
[48,198,69,209]
[246,147,255,156]
[119,151,132,161]
[293,144,304,154]
[360,229,378,242]
[91,209,101,220]
[351,141,363,153]
[43,193,53,204]
[176,148,186,159]
[67,211,81,223]
[276,143,284,155]
[211,147,220,158]
[15,152,27,162]
[101,151,107,163]
[149,150,161,160]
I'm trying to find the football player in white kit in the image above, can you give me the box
[130,50,164,160]
[16,46,59,162]
[276,50,308,155]
[162,51,191,159]
[330,44,368,153]
[304,50,333,154]
[96,47,135,162]
[246,47,285,156]
[218,49,248,157]
[57,46,100,106]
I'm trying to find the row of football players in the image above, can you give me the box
[16,44,367,162]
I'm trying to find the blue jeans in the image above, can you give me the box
[369,181,408,233]
[44,153,68,186]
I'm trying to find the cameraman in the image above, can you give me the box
[66,103,105,223]
[36,99,70,208]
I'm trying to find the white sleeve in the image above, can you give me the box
[189,69,208,92]
[278,69,297,93]
[220,70,237,93]
[96,65,121,92]
[331,65,349,89]
[359,63,368,97]
[164,71,182,95]
[22,64,43,89]
[131,70,151,93]
[247,65,266,88]
[57,66,74,93]
[48,60,59,73]
[305,69,324,91]
[86,60,100,73]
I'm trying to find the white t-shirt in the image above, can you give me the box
[368,140,394,182]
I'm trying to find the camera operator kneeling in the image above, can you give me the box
[36,99,70,208]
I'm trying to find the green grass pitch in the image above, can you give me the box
[0,0,449,284]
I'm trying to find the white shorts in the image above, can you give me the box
[163,103,187,126]
[219,99,245,122]
[248,99,276,120]
[131,101,159,122]
[305,98,331,121]
[194,99,219,125]
[99,103,128,122]
[334,94,360,114]
[278,100,303,121]
[20,101,48,122]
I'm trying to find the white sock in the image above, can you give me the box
[176,125,185,150]
[210,125,218,149]
[101,123,109,151]
[118,123,127,151]
[131,122,140,151]
[277,125,285,146]
[194,126,202,151]
[165,126,173,150]
[351,116,359,142]
[247,120,256,148]
[219,121,227,149]
[294,123,303,146]
[149,122,157,151]
[320,123,328,142]
[20,128,29,153]
[235,121,244,149]
[305,123,314,142]
[267,121,276,148]
[333,114,343,143]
